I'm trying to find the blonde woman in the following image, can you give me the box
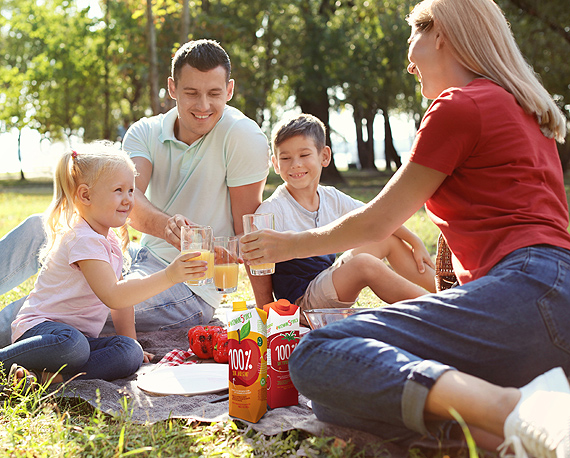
[241,0,570,455]
[2,143,206,390]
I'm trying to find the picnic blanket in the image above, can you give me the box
[55,320,467,457]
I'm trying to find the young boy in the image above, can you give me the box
[250,114,436,315]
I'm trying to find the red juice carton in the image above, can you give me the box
[263,299,300,409]
[227,301,268,423]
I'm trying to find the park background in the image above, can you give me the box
[0,0,569,456]
[1,0,569,181]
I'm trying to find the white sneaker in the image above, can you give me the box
[499,367,570,458]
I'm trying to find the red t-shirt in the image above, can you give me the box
[410,78,570,284]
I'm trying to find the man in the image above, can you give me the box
[0,39,270,347]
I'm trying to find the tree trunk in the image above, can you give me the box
[382,107,402,172]
[103,0,111,139]
[353,106,377,170]
[364,109,377,170]
[17,129,25,181]
[298,87,344,184]
[558,140,570,173]
[180,0,189,45]
[147,0,161,114]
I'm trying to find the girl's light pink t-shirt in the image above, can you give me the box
[11,218,123,342]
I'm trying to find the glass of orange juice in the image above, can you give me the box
[213,236,239,293]
[242,213,275,276]
[181,225,214,286]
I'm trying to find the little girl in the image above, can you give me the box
[1,142,206,389]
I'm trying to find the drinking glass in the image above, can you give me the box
[242,213,275,276]
[180,225,214,286]
[213,236,240,293]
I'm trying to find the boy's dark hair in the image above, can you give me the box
[171,39,231,84]
[272,114,326,154]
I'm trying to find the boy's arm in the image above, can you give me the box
[393,225,435,272]
[248,268,275,308]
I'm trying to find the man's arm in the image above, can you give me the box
[228,179,267,235]
[129,156,192,250]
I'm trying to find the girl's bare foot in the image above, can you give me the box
[9,364,63,389]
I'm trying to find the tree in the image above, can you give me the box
[330,0,417,172]
[0,0,104,144]
[498,0,570,169]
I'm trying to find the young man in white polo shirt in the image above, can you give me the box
[0,40,270,347]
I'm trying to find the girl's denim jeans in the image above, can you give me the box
[0,215,215,348]
[1,320,144,381]
[289,245,570,443]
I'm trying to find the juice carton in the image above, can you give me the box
[227,301,268,423]
[263,299,300,409]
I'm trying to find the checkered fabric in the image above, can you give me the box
[156,349,197,367]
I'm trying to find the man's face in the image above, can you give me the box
[168,64,234,145]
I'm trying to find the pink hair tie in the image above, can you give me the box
[71,150,78,160]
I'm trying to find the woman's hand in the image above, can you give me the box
[240,229,299,265]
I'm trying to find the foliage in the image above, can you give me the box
[498,0,570,123]
[0,0,568,164]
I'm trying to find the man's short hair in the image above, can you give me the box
[272,114,326,154]
[171,39,231,84]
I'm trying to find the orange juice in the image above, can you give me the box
[182,249,214,285]
[214,263,239,291]
[250,262,275,275]
[227,301,267,423]
[207,251,215,282]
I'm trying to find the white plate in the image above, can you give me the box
[137,364,228,396]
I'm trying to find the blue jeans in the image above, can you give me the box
[0,321,143,381]
[289,245,570,443]
[0,215,215,348]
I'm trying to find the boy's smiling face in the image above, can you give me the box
[272,134,331,193]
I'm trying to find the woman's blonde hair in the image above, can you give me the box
[407,0,566,142]
[41,141,136,265]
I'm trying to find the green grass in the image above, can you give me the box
[0,172,469,457]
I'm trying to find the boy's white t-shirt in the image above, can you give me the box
[256,183,364,303]
[257,183,363,232]
[11,218,123,342]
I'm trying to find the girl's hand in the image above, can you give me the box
[239,229,298,266]
[143,350,155,363]
[164,251,208,284]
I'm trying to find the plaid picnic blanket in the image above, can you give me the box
[155,348,197,367]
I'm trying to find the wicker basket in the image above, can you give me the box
[435,233,457,291]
